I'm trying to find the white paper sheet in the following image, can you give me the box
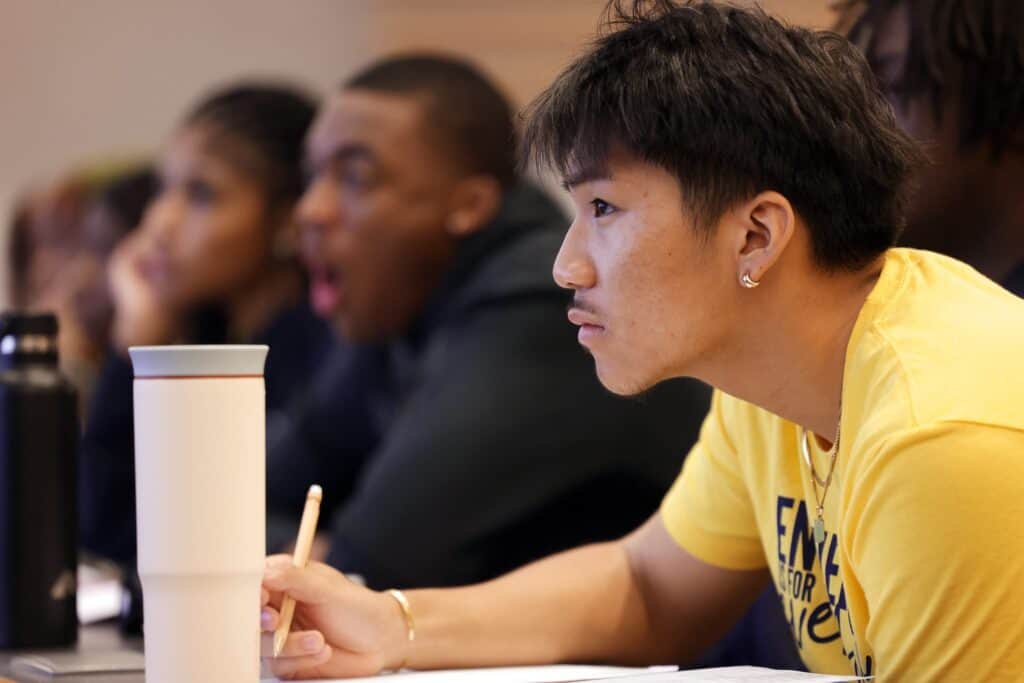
[598,666,869,682]
[305,665,676,682]
[77,561,126,624]
[297,665,867,683]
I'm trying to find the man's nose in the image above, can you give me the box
[553,220,596,291]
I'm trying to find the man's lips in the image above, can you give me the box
[567,307,606,345]
[567,308,603,329]
[308,265,345,316]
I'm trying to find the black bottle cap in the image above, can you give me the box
[0,312,59,337]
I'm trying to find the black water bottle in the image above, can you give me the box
[0,312,78,648]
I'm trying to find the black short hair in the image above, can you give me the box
[185,83,317,209]
[344,54,518,189]
[523,0,925,271]
[845,0,1024,157]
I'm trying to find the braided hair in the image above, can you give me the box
[845,0,1024,157]
[184,83,317,210]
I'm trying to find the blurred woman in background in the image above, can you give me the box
[7,161,156,415]
[79,83,334,566]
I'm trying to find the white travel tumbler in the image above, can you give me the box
[130,345,267,683]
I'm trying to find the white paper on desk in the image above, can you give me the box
[302,664,676,682]
[77,561,126,624]
[601,666,870,682]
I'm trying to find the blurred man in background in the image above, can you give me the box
[266,54,714,591]
[843,0,1024,295]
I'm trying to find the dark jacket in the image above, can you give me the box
[266,184,712,589]
[79,302,333,564]
[1004,263,1024,297]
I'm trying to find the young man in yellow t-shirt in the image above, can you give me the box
[254,2,1024,680]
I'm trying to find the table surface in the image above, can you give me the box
[0,625,144,682]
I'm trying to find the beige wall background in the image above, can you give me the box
[0,0,835,306]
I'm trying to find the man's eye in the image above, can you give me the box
[331,159,374,190]
[591,198,615,218]
[185,179,217,206]
[342,170,372,188]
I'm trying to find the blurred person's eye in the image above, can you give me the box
[342,169,372,188]
[591,198,616,218]
[869,53,915,106]
[184,178,218,206]
[332,158,375,190]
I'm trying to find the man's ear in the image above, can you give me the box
[444,176,503,238]
[729,191,796,286]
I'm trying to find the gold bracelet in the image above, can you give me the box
[387,588,416,643]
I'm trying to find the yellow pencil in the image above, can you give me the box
[273,484,323,658]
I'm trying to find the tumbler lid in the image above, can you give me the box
[129,345,269,378]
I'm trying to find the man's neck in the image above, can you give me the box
[698,258,884,441]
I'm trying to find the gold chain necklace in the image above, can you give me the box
[799,418,841,546]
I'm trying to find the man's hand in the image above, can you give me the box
[258,513,770,678]
[260,556,409,680]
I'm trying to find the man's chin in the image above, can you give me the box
[593,359,657,398]
[329,313,362,343]
[330,312,392,345]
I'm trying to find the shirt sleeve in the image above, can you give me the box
[265,346,382,521]
[660,390,766,570]
[847,422,1024,681]
[78,354,138,565]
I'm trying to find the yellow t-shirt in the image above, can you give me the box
[661,248,1024,680]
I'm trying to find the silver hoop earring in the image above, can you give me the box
[740,272,761,289]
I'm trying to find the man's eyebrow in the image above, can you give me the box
[561,169,611,192]
[306,143,375,174]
